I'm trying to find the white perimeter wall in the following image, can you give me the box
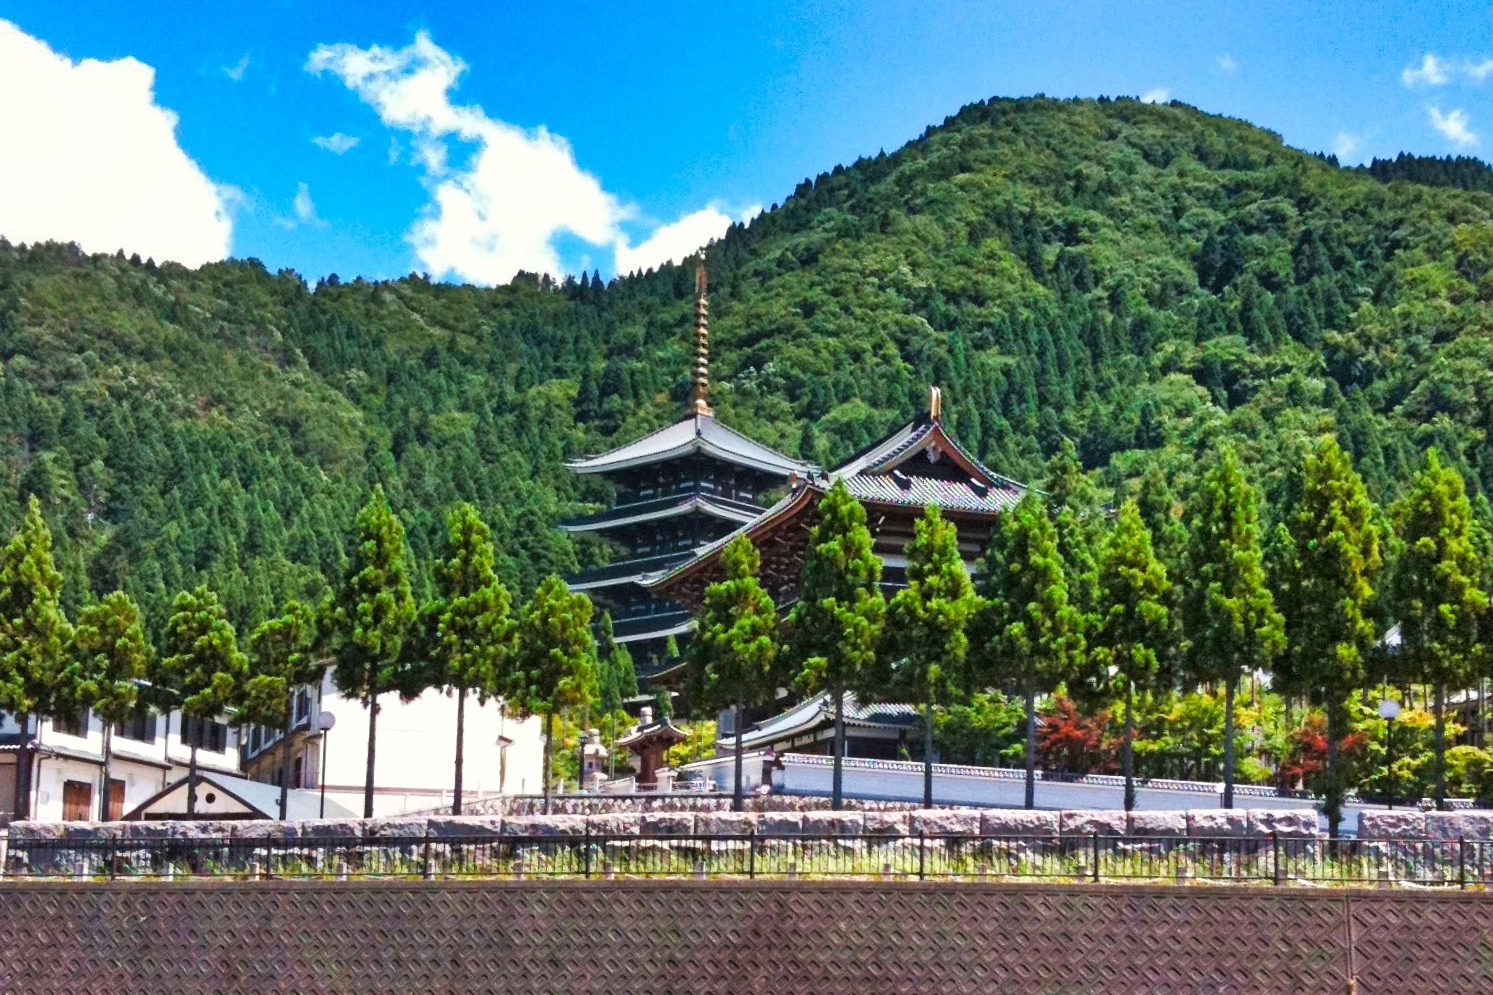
[313,671,544,817]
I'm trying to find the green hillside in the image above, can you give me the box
[2,95,1491,633]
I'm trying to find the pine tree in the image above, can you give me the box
[1184,446,1284,808]
[691,535,780,810]
[160,586,247,815]
[69,592,149,821]
[327,486,416,818]
[970,493,1084,808]
[428,502,516,814]
[1389,449,1487,810]
[0,496,72,819]
[241,599,320,819]
[511,574,598,813]
[788,480,886,809]
[1271,437,1382,836]
[883,505,977,807]
[1093,501,1173,811]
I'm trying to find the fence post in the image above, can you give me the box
[748,826,756,880]
[918,830,926,881]
[1272,832,1282,887]
[421,829,433,881]
[1092,833,1100,884]
[583,824,592,881]
[1459,837,1467,891]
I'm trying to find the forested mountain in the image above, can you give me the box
[2,95,1492,636]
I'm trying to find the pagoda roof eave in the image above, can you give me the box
[558,493,762,533]
[566,413,815,478]
[613,618,694,645]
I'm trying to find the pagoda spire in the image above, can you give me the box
[691,264,713,416]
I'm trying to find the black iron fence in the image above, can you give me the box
[7,832,1493,887]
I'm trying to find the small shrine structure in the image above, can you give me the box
[615,707,688,790]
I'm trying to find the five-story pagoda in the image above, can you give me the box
[560,267,813,676]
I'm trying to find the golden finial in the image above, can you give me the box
[928,386,942,420]
[691,263,713,416]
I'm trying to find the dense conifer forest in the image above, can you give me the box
[2,94,1492,641]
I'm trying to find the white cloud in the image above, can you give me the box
[1429,106,1478,146]
[614,205,758,276]
[312,132,360,154]
[1333,131,1361,161]
[1403,53,1449,87]
[1217,54,1236,73]
[1469,58,1493,83]
[223,54,249,82]
[0,19,231,265]
[1140,88,1168,104]
[307,31,626,283]
[308,31,746,284]
[294,182,318,224]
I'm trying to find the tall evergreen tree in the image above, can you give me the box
[596,611,629,780]
[511,574,598,813]
[971,493,1085,808]
[241,599,320,820]
[691,535,780,811]
[1044,439,1101,619]
[1389,449,1487,810]
[883,505,977,807]
[327,486,416,818]
[1184,447,1284,808]
[69,592,149,820]
[160,586,247,816]
[1135,460,1189,680]
[0,497,72,819]
[788,480,886,809]
[1271,437,1382,836]
[1093,500,1173,811]
[427,502,516,814]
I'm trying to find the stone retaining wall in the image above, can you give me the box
[1357,810,1493,839]
[3,807,1319,846]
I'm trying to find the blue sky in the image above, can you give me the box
[2,1,1491,284]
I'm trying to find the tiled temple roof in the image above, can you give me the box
[721,692,919,752]
[642,404,1034,595]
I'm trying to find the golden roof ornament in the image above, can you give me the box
[928,385,942,420]
[691,263,713,416]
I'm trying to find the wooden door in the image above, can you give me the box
[106,779,125,821]
[61,780,92,821]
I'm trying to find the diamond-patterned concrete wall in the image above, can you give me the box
[0,881,1488,994]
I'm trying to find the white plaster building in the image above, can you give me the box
[0,705,242,822]
[240,669,544,817]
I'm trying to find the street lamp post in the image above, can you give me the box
[315,711,337,818]
[1378,698,1401,811]
[576,731,589,794]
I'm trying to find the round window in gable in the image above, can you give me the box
[203,792,217,804]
